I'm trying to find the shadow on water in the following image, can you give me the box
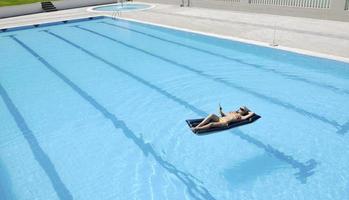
[0,84,73,200]
[223,153,287,188]
[72,25,345,134]
[10,35,216,200]
[100,21,349,96]
[337,121,349,135]
[39,30,317,183]
[231,129,317,183]
[0,159,16,200]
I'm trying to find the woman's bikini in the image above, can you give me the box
[220,112,241,123]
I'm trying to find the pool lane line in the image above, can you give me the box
[10,35,216,200]
[100,21,349,96]
[41,30,317,183]
[0,83,73,200]
[72,25,343,133]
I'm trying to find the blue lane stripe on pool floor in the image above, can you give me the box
[100,21,349,96]
[10,35,216,200]
[39,30,317,183]
[0,83,73,200]
[72,25,343,133]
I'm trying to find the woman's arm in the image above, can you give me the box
[241,112,255,120]
[219,105,226,117]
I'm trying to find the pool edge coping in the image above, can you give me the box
[1,11,349,64]
[113,14,349,64]
[0,16,104,33]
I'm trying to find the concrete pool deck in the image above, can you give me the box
[1,2,349,62]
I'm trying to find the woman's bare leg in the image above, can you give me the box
[196,114,220,127]
[194,122,226,131]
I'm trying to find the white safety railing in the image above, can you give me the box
[213,0,241,3]
[248,0,331,8]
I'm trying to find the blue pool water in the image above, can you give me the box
[92,3,152,12]
[0,17,349,200]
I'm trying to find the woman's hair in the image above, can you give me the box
[240,106,250,115]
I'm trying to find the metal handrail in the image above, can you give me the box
[180,0,190,7]
[112,0,124,20]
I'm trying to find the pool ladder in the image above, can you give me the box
[180,0,190,7]
[112,0,125,20]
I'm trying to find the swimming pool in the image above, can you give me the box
[0,16,348,200]
[91,3,153,12]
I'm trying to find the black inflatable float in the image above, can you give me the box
[186,114,261,135]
